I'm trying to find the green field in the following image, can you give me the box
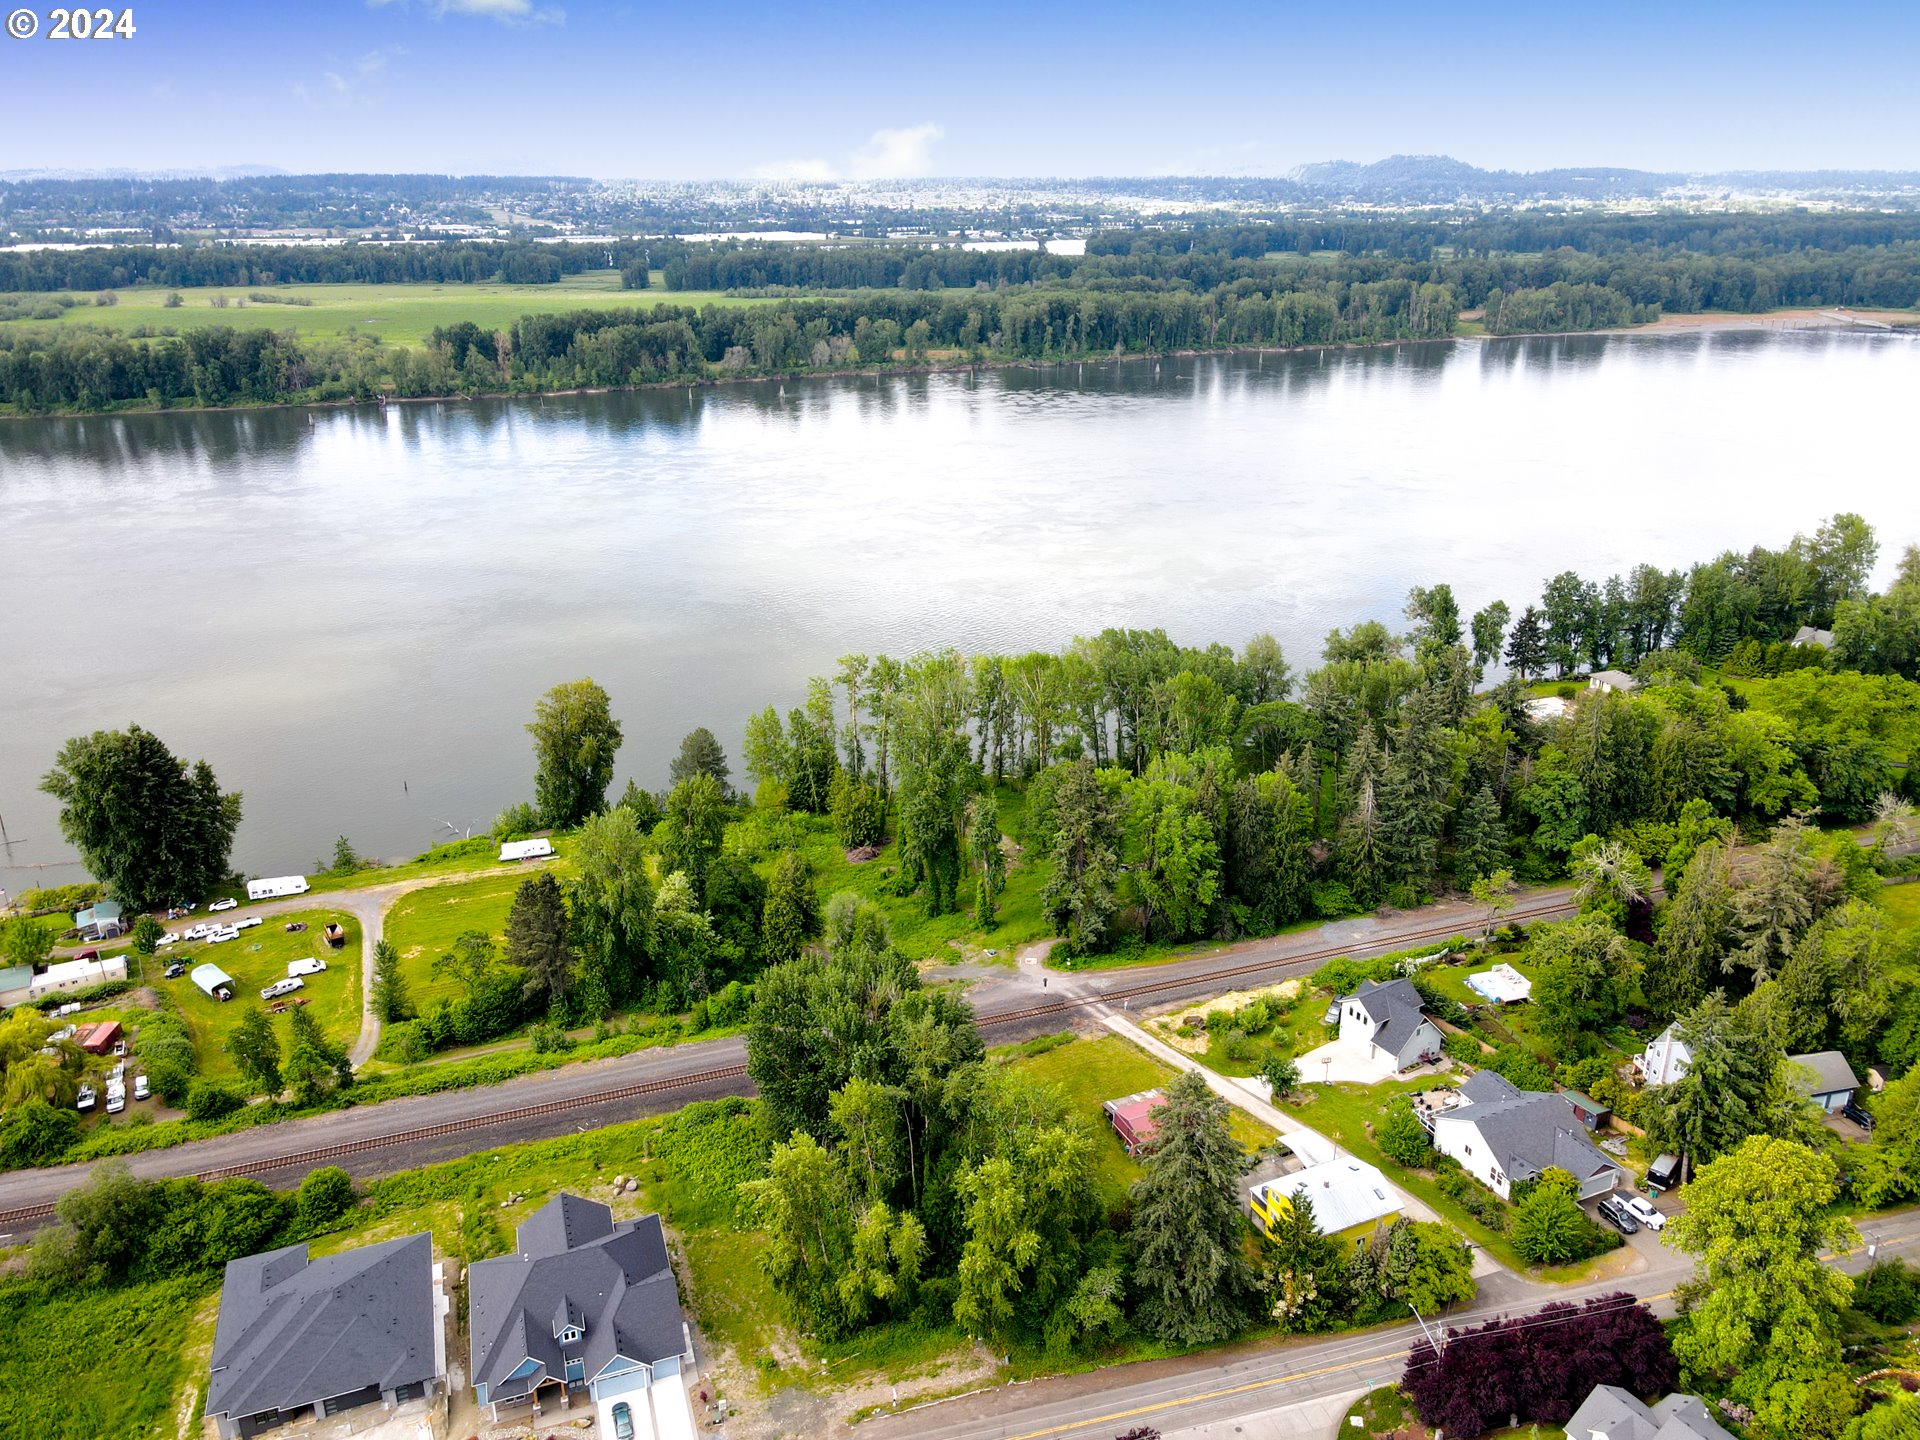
[1884,881,1920,936]
[12,272,778,347]
[137,909,363,1078]
[382,871,531,1010]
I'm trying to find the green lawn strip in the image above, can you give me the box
[0,1272,214,1440]
[137,909,363,1078]
[381,872,529,1010]
[16,275,791,347]
[1882,881,1920,937]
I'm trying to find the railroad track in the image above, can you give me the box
[0,889,1607,1232]
[974,894,1583,1030]
[0,1061,751,1230]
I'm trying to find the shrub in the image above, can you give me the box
[1484,1043,1553,1091]
[184,1080,244,1122]
[1309,881,1362,918]
[295,1167,356,1230]
[707,980,752,1028]
[686,998,711,1032]
[0,1100,80,1167]
[1409,972,1469,1026]
[529,1021,574,1054]
[1442,1031,1485,1064]
[14,881,103,913]
[32,978,132,1011]
[1510,1169,1615,1265]
[130,916,165,955]
[1377,1104,1433,1167]
[492,801,540,840]
[1855,1258,1920,1324]
[376,1019,432,1065]
[1221,1027,1257,1062]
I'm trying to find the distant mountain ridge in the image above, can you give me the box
[1286,154,1920,202]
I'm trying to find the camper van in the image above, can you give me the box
[1646,1154,1684,1192]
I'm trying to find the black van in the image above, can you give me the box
[1646,1153,1683,1191]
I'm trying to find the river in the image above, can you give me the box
[2,327,1916,893]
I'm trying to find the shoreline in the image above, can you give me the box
[2,307,1913,424]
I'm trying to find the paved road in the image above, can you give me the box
[857,1212,1920,1440]
[0,880,1583,1221]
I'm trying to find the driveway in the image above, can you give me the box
[1293,1038,1401,1085]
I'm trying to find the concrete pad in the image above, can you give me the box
[1295,1039,1400,1086]
[1164,1386,1370,1440]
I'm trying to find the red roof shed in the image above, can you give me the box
[76,1020,124,1055]
[1102,1089,1166,1156]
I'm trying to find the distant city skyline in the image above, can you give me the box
[2,0,1916,179]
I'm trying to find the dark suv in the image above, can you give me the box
[1843,1099,1876,1131]
[1597,1196,1641,1234]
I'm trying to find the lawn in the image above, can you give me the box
[137,908,363,1077]
[1883,880,1920,937]
[1004,1033,1277,1207]
[13,273,785,347]
[0,1273,215,1440]
[381,871,532,1010]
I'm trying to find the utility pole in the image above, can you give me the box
[1408,1300,1440,1351]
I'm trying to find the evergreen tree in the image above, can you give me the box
[762,851,822,966]
[506,871,574,1013]
[1503,606,1549,681]
[1263,1185,1344,1334]
[1226,769,1314,928]
[964,793,1005,926]
[1453,783,1506,882]
[1334,728,1385,904]
[1647,839,1736,1015]
[1128,1070,1261,1346]
[226,1008,282,1095]
[668,726,732,794]
[284,1004,351,1106]
[370,939,413,1023]
[656,772,728,900]
[1040,758,1124,957]
[1469,601,1511,678]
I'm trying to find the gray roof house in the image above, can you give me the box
[1789,1050,1862,1113]
[207,1233,445,1440]
[1430,1071,1623,1200]
[1335,978,1445,1072]
[1793,625,1836,650]
[469,1194,696,1429]
[1563,1383,1735,1440]
[1588,669,1640,693]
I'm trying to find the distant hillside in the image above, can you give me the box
[1287,154,1920,203]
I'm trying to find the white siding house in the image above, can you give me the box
[1430,1071,1623,1201]
[1336,978,1444,1072]
[1642,1024,1692,1084]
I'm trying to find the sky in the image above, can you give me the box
[3,0,1918,179]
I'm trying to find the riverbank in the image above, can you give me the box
[5,305,1909,423]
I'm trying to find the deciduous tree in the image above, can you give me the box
[526,678,622,827]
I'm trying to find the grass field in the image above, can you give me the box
[10,272,779,347]
[1883,880,1920,936]
[1006,1033,1278,1207]
[381,871,531,1010]
[135,908,363,1078]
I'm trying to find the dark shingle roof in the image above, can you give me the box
[1452,1081,1617,1186]
[469,1195,686,1401]
[208,1233,437,1423]
[1344,978,1430,1046]
[1564,1383,1735,1440]
[1788,1050,1860,1096]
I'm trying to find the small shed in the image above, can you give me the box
[498,838,554,863]
[192,963,237,1001]
[246,875,310,902]
[73,900,126,941]
[74,1020,124,1055]
[1559,1088,1611,1132]
[1467,964,1532,1004]
[1102,1089,1166,1156]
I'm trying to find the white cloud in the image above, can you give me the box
[294,48,403,109]
[849,123,944,180]
[367,0,564,25]
[753,123,946,183]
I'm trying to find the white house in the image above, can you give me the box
[1249,1158,1401,1239]
[27,954,127,1000]
[1588,670,1639,693]
[247,875,310,901]
[499,838,555,863]
[1335,978,1444,1072]
[1430,1071,1623,1201]
[1642,1023,1692,1084]
[1792,625,1836,650]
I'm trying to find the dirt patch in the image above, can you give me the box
[844,846,881,864]
[1151,980,1302,1055]
[716,1341,1001,1440]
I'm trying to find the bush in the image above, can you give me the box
[184,1080,244,1122]
[707,980,752,1028]
[295,1167,356,1230]
[1377,1103,1433,1167]
[1510,1169,1615,1265]
[686,998,711,1032]
[375,1019,432,1064]
[1317,955,1397,998]
[1484,1043,1553,1091]
[1433,1164,1509,1231]
[32,978,133,1011]
[1221,1028,1257,1062]
[1309,881,1363,918]
[1409,972,1469,1026]
[528,1021,574,1054]
[0,1100,80,1167]
[492,801,540,840]
[1855,1258,1920,1324]
[130,916,165,955]
[1442,1031,1485,1064]
[14,881,103,913]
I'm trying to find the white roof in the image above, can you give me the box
[1468,964,1532,1003]
[191,963,236,994]
[1252,1158,1401,1235]
[39,956,123,986]
[498,838,554,862]
[1525,695,1568,720]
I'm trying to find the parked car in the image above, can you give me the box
[284,921,308,933]
[75,1084,96,1112]
[73,948,100,962]
[1844,1100,1876,1131]
[164,962,186,979]
[287,957,328,977]
[612,1401,636,1440]
[1597,1196,1640,1234]
[105,1081,126,1115]
[260,977,305,1001]
[183,924,211,941]
[206,925,240,943]
[1621,1195,1665,1231]
[209,898,238,912]
[133,1074,150,1101]
[157,932,179,946]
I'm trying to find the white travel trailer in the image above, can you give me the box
[246,875,311,902]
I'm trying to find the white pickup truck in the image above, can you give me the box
[260,977,306,1001]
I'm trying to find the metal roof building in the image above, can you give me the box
[1250,1158,1401,1238]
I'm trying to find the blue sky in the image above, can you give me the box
[5,0,1917,178]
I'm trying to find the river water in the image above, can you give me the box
[2,328,1916,892]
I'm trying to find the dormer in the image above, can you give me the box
[553,1296,585,1345]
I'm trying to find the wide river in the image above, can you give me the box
[3,328,1917,893]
